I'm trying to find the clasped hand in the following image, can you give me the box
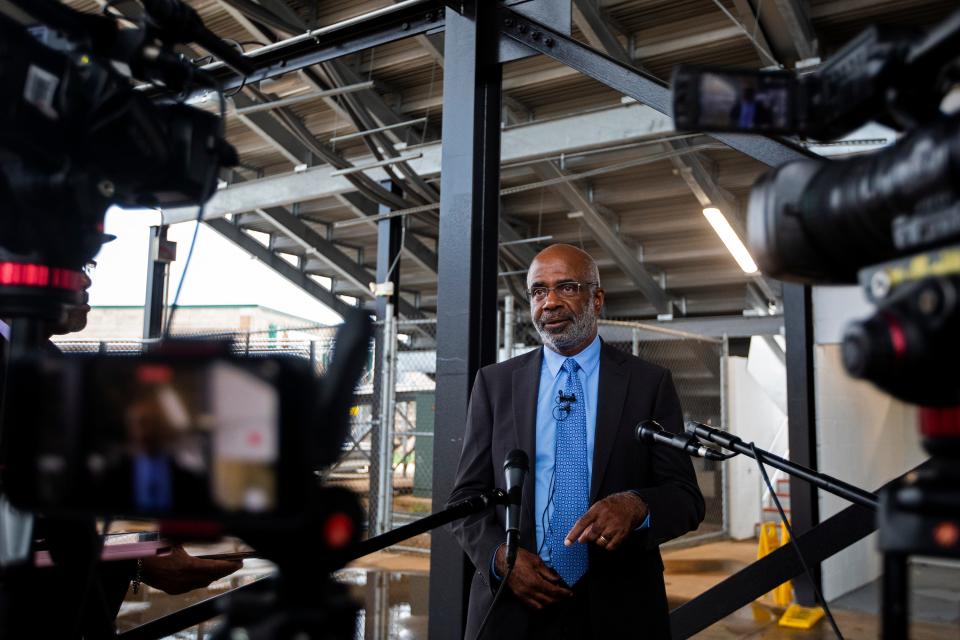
[495,491,647,609]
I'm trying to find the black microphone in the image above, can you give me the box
[635,420,728,461]
[685,420,743,450]
[503,449,529,568]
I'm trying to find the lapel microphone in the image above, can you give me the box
[553,390,577,420]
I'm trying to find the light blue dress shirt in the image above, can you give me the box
[535,335,602,560]
[491,335,649,578]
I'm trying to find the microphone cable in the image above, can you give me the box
[750,441,844,639]
[473,548,516,640]
[163,83,227,339]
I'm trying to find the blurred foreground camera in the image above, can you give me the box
[2,312,372,527]
[673,8,960,406]
[673,15,960,633]
[0,3,381,638]
[0,1,239,323]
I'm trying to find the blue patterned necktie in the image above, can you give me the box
[546,358,590,586]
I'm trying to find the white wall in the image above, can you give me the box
[812,285,873,345]
[815,344,925,600]
[726,336,788,540]
[811,286,927,600]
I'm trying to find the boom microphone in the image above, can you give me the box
[684,420,743,450]
[503,449,529,568]
[635,420,728,461]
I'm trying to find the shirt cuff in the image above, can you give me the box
[629,489,651,531]
[635,513,651,531]
[490,544,505,582]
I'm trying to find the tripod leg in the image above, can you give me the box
[882,552,909,639]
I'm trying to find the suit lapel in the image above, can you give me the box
[512,348,541,549]
[590,343,629,502]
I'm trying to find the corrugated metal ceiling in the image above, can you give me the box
[56,0,959,320]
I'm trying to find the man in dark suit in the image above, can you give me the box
[448,244,704,639]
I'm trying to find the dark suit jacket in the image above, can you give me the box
[448,341,705,639]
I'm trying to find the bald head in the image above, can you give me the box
[527,244,600,289]
[526,244,604,355]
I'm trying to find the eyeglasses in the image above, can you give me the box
[82,261,97,277]
[526,281,597,302]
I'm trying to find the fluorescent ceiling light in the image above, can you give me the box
[702,207,758,274]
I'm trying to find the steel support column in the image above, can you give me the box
[376,182,405,319]
[370,181,404,537]
[429,2,502,637]
[143,226,172,339]
[783,282,820,605]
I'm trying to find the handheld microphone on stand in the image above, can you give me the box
[635,420,731,461]
[503,449,529,568]
[474,450,529,640]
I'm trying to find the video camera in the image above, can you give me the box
[672,11,960,636]
[0,0,251,323]
[672,9,960,408]
[0,2,375,637]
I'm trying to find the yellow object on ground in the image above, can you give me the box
[756,522,793,607]
[779,603,826,629]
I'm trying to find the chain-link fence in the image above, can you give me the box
[594,320,727,545]
[54,306,728,554]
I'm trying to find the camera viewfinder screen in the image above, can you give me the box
[86,360,279,516]
[698,71,792,131]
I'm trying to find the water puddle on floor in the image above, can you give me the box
[117,562,430,639]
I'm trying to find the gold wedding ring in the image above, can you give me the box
[597,535,609,545]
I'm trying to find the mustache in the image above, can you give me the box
[538,312,573,324]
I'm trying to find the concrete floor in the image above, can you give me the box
[116,539,960,638]
[344,541,960,639]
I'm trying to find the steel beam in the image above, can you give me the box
[498,219,538,265]
[533,161,676,315]
[253,0,307,33]
[163,102,673,223]
[212,2,365,132]
[325,59,431,147]
[429,3,502,637]
[632,25,743,59]
[498,7,813,168]
[571,0,630,65]
[783,282,820,605]
[207,1,440,221]
[253,207,426,320]
[338,192,439,273]
[190,0,447,93]
[402,234,438,273]
[218,0,304,35]
[232,89,409,212]
[206,218,354,317]
[731,0,780,66]
[671,496,877,639]
[599,314,783,340]
[255,207,372,295]
[232,93,313,165]
[768,0,819,62]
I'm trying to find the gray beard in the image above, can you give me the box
[534,302,597,352]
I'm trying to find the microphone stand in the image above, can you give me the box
[686,421,879,509]
[118,489,508,640]
[350,489,507,559]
